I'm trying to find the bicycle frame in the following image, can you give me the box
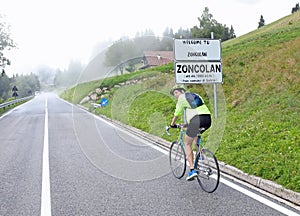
[177,127,204,168]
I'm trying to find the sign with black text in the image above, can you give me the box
[174,38,222,84]
[175,62,222,84]
[174,39,221,61]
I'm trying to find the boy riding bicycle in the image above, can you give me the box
[169,85,211,181]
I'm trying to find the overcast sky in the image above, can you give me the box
[0,0,297,76]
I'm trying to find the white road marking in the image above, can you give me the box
[220,177,299,216]
[0,109,14,119]
[41,98,52,216]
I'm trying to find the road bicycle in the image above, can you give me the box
[166,124,220,193]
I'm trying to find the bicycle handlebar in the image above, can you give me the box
[165,124,184,136]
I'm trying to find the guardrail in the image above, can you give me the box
[0,96,34,110]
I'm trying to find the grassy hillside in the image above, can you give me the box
[61,13,300,192]
[219,12,300,191]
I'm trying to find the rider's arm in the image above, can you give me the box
[171,95,185,126]
[170,115,178,126]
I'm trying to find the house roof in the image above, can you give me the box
[143,51,173,66]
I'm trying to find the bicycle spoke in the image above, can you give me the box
[169,141,186,179]
[195,149,220,193]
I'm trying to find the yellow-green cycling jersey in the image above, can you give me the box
[174,92,211,123]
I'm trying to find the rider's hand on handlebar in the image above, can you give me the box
[166,124,183,136]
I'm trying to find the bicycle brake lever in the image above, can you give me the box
[165,126,171,136]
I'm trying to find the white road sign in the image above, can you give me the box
[174,39,221,61]
[175,62,223,84]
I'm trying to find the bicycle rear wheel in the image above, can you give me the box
[169,141,186,179]
[195,148,220,193]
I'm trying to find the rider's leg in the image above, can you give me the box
[184,134,195,169]
[185,116,200,170]
[193,137,199,152]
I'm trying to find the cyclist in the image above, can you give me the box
[170,85,211,181]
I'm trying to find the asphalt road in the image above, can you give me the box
[0,93,299,216]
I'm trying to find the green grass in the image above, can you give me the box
[60,80,100,104]
[61,12,300,192]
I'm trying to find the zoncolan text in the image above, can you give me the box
[176,63,221,73]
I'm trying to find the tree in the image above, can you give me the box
[104,39,138,75]
[191,7,216,38]
[0,72,40,101]
[160,27,174,50]
[229,25,236,39]
[0,72,10,99]
[11,73,40,98]
[258,15,265,28]
[190,7,236,41]
[174,27,192,39]
[292,3,300,13]
[54,60,84,87]
[0,15,16,72]
[104,39,138,74]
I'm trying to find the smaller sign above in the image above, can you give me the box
[174,39,221,61]
[175,62,222,84]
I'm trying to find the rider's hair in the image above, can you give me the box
[170,84,186,95]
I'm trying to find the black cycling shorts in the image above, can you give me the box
[186,114,211,137]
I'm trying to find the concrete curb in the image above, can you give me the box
[219,162,300,206]
[96,114,300,207]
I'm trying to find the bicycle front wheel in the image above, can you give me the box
[195,148,220,193]
[169,141,186,179]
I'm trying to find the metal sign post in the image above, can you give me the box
[211,32,218,118]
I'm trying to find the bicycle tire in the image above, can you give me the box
[169,141,186,179]
[195,148,220,193]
